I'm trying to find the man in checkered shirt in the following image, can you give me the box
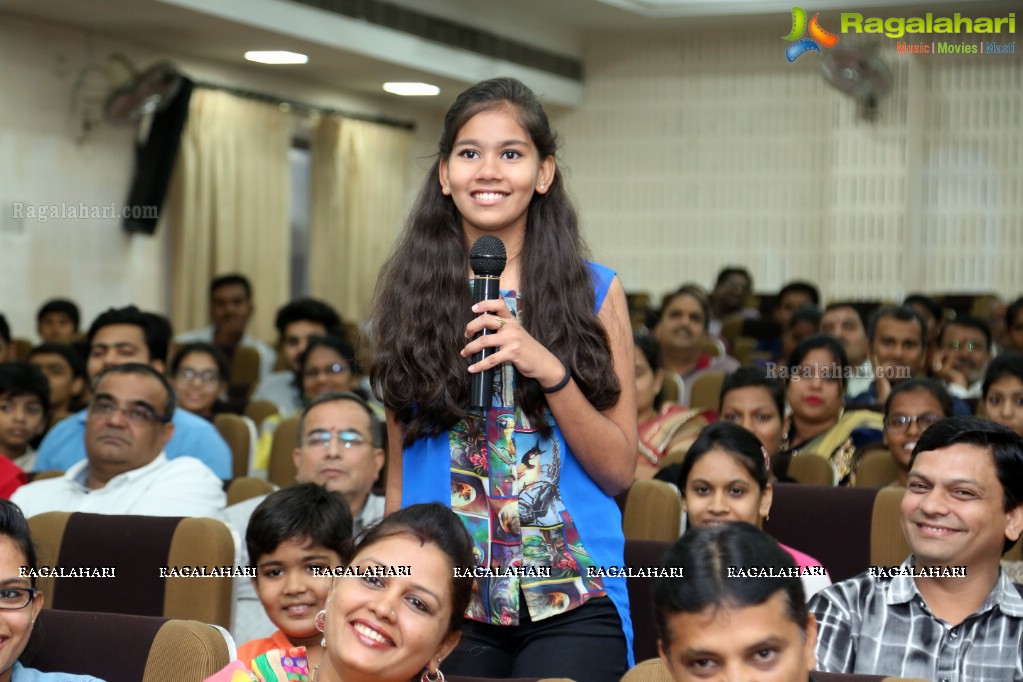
[810,416,1023,682]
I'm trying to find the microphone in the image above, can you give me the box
[469,235,507,410]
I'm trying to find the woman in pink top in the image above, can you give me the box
[673,421,831,597]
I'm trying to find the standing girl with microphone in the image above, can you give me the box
[372,77,636,681]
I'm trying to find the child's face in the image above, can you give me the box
[438,107,554,240]
[38,312,77,344]
[29,352,83,413]
[0,393,46,457]
[252,538,342,645]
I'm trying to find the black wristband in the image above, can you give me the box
[540,361,572,394]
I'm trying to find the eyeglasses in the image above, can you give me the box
[175,368,221,384]
[303,363,350,380]
[88,398,170,425]
[304,430,369,450]
[0,587,36,610]
[885,413,942,432]
[943,340,984,354]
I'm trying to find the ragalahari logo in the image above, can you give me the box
[783,7,839,61]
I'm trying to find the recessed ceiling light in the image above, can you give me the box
[244,51,309,65]
[383,82,440,96]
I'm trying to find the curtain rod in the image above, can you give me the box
[192,80,417,130]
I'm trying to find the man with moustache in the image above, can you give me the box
[821,303,872,399]
[654,287,738,407]
[932,317,993,400]
[11,364,225,517]
[811,416,1023,681]
[223,391,385,643]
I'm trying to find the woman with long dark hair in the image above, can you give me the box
[372,77,636,680]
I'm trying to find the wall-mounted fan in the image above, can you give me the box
[71,54,185,142]
[105,61,184,125]
[821,46,892,121]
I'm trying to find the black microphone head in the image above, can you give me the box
[469,236,507,277]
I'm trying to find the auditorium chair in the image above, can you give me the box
[213,413,256,478]
[622,480,682,542]
[225,476,275,506]
[28,512,234,627]
[267,414,301,487]
[243,398,281,429]
[23,609,232,682]
[784,454,837,486]
[852,444,900,488]
[229,346,261,388]
[688,370,725,413]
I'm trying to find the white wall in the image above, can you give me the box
[554,25,1023,303]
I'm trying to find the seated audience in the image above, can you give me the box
[933,316,993,399]
[0,499,106,681]
[251,298,344,418]
[634,334,713,480]
[879,377,954,487]
[653,523,818,682]
[707,266,758,339]
[298,336,363,403]
[0,363,49,472]
[779,335,882,485]
[1005,296,1023,353]
[821,302,872,398]
[12,364,226,517]
[988,298,1009,353]
[208,503,473,682]
[757,280,821,359]
[224,391,386,644]
[36,298,81,344]
[811,416,1023,680]
[235,484,353,672]
[983,352,1023,438]
[27,343,87,424]
[653,287,739,407]
[848,305,972,415]
[33,306,231,479]
[175,273,276,382]
[673,421,830,597]
[780,305,821,363]
[0,314,13,361]
[170,342,230,421]
[718,366,785,459]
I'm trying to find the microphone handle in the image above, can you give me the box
[470,275,502,410]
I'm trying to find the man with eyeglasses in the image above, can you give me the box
[933,317,993,401]
[222,390,385,644]
[32,306,232,478]
[11,364,226,518]
[812,416,1023,681]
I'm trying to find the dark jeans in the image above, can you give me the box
[443,596,628,682]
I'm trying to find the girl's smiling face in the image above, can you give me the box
[439,107,554,241]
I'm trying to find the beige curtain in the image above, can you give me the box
[308,116,414,322]
[168,88,291,343]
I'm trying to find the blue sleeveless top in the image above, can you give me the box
[401,261,633,665]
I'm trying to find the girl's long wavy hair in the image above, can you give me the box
[372,77,620,445]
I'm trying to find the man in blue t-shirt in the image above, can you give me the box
[33,306,231,479]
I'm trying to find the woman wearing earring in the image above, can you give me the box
[0,500,106,681]
[207,503,474,682]
[778,335,883,485]
[675,422,831,598]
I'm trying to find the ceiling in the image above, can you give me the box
[0,0,1011,111]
